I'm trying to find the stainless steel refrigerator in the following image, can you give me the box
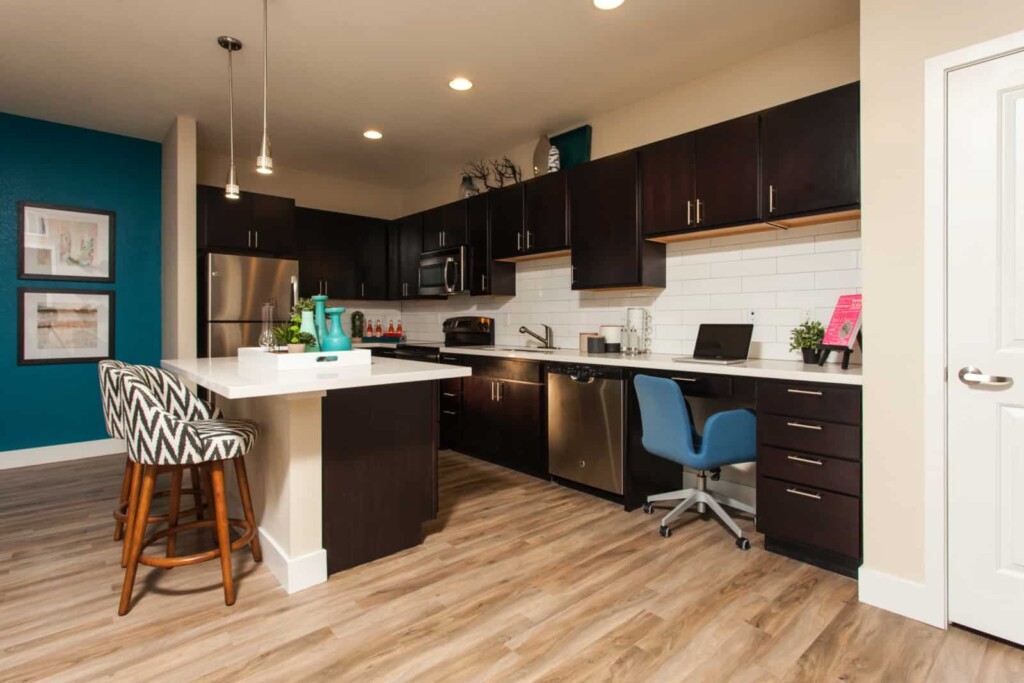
[204,253,299,357]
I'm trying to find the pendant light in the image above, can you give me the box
[218,36,243,199]
[255,0,273,175]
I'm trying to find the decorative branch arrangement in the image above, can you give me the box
[462,157,522,191]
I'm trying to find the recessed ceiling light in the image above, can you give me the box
[448,77,473,91]
[594,0,624,8]
[363,130,383,140]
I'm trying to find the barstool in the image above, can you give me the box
[98,361,208,562]
[112,366,262,615]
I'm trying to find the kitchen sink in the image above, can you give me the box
[498,347,556,354]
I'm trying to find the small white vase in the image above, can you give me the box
[287,343,306,354]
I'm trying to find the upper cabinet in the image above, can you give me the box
[466,193,515,296]
[422,200,468,251]
[639,133,696,236]
[489,184,524,260]
[568,151,665,290]
[198,185,296,256]
[693,114,762,230]
[294,208,388,300]
[760,82,860,223]
[390,213,424,299]
[523,172,569,255]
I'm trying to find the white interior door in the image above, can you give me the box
[948,49,1024,645]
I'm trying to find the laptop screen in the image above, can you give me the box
[693,324,754,360]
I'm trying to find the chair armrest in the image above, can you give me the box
[699,409,757,464]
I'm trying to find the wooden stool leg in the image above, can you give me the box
[233,457,262,562]
[202,467,216,545]
[190,465,206,522]
[166,468,183,559]
[210,461,235,606]
[121,462,143,568]
[119,464,157,616]
[113,457,133,541]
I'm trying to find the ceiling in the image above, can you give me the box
[0,0,858,186]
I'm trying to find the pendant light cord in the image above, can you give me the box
[262,0,268,135]
[228,48,235,163]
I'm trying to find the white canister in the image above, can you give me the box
[599,325,623,344]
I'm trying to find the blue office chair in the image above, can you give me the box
[633,374,756,550]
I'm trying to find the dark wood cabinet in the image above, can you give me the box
[466,194,515,296]
[294,208,387,300]
[639,133,697,236]
[422,200,468,251]
[693,114,761,230]
[356,216,389,300]
[448,356,546,478]
[198,184,295,256]
[489,184,524,260]
[761,82,860,222]
[523,172,569,254]
[568,151,665,290]
[390,213,423,299]
[296,207,327,297]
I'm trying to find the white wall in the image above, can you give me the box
[161,116,197,360]
[402,220,861,363]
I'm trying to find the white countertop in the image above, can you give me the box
[435,345,862,386]
[162,356,471,399]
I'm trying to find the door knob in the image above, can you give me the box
[958,366,1013,387]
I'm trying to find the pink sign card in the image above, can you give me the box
[823,294,862,348]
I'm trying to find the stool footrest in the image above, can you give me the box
[137,518,256,569]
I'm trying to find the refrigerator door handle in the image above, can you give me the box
[291,276,298,311]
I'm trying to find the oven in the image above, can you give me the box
[418,246,466,296]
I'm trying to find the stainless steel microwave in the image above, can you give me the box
[419,246,466,296]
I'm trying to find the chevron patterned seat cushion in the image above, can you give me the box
[130,365,222,421]
[98,359,130,439]
[113,367,259,466]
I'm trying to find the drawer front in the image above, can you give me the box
[758,476,860,558]
[758,445,860,497]
[758,380,861,425]
[463,356,544,384]
[440,377,462,399]
[758,413,860,461]
[633,370,755,401]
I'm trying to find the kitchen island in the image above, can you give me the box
[161,355,470,593]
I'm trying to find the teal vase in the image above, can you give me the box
[321,307,352,351]
[300,310,319,352]
[312,295,329,351]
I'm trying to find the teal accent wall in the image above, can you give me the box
[0,113,161,452]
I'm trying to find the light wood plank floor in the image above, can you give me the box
[1,451,1022,682]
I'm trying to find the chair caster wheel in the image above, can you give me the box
[736,537,751,551]
[659,525,672,538]
[643,503,654,514]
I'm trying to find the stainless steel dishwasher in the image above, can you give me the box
[547,363,625,495]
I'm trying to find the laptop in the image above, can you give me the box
[673,324,754,365]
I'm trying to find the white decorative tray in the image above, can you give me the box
[238,347,372,371]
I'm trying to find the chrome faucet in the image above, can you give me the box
[519,324,554,348]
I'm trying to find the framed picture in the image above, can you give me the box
[18,288,115,365]
[18,202,115,282]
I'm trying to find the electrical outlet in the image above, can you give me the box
[744,309,757,324]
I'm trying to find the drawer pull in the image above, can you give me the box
[442,392,458,397]
[442,410,458,416]
[787,421,823,431]
[672,377,699,383]
[786,454,823,466]
[787,388,823,396]
[786,487,822,501]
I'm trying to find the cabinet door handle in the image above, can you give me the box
[361,282,365,297]
[686,200,693,226]
[787,421,822,431]
[787,388,823,396]
[671,376,698,383]
[254,231,259,249]
[571,264,577,284]
[786,454,823,466]
[526,230,533,250]
[248,230,252,248]
[490,380,496,401]
[442,392,458,398]
[786,487,822,501]
[481,274,487,291]
[517,232,523,252]
[442,410,458,416]
[696,199,703,225]
[769,185,777,214]
[497,382,503,402]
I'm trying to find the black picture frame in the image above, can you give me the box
[17,201,116,283]
[17,287,115,366]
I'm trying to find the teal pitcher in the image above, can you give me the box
[321,306,352,351]
[312,295,329,351]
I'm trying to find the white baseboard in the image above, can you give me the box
[858,566,946,629]
[258,528,327,594]
[0,438,125,470]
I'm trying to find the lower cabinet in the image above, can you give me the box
[446,356,546,478]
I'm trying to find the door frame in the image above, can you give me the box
[922,29,1024,629]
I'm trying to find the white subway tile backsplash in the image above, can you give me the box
[397,228,861,362]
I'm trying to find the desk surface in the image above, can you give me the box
[433,346,862,386]
[161,356,471,399]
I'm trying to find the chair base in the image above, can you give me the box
[645,470,755,548]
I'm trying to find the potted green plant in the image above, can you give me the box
[789,319,825,364]
[273,322,317,354]
[291,298,318,350]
